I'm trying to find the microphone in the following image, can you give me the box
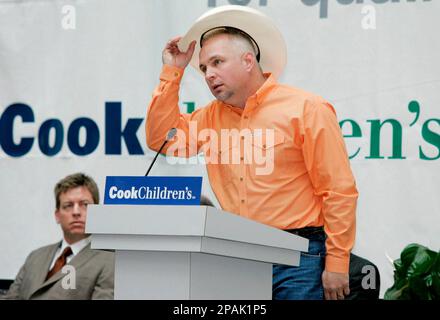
[145,128,177,176]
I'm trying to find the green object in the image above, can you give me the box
[184,102,195,114]
[385,243,440,300]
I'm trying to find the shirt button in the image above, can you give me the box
[240,156,244,161]
[263,144,266,148]
[240,177,243,181]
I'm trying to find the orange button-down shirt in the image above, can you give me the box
[146,65,358,273]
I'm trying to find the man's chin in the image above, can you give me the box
[213,91,233,103]
[69,228,86,235]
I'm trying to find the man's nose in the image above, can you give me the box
[72,203,81,216]
[205,67,216,82]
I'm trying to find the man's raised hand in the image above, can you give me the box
[162,37,197,69]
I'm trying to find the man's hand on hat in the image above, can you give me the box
[162,37,197,69]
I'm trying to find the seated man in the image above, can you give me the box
[3,173,114,300]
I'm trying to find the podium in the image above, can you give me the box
[86,205,308,300]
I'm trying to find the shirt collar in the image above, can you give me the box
[60,236,90,256]
[243,72,277,112]
[218,72,277,111]
[255,72,277,103]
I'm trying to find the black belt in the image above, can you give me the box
[284,226,325,240]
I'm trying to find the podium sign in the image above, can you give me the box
[103,176,202,205]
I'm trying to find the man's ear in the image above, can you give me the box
[55,210,60,224]
[242,52,255,72]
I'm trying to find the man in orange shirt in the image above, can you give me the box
[146,6,358,300]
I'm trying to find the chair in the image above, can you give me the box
[346,253,381,300]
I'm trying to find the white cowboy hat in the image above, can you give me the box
[178,5,287,79]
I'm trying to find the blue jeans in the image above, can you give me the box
[272,233,326,300]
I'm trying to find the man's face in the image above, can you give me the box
[55,186,94,243]
[199,34,250,106]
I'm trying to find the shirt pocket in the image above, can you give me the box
[251,131,285,150]
[206,142,238,186]
[249,131,285,176]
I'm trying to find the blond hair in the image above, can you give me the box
[54,173,99,209]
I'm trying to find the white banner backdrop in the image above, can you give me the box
[0,0,439,297]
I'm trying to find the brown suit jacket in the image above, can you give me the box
[3,241,114,300]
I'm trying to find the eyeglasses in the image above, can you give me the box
[200,26,261,62]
